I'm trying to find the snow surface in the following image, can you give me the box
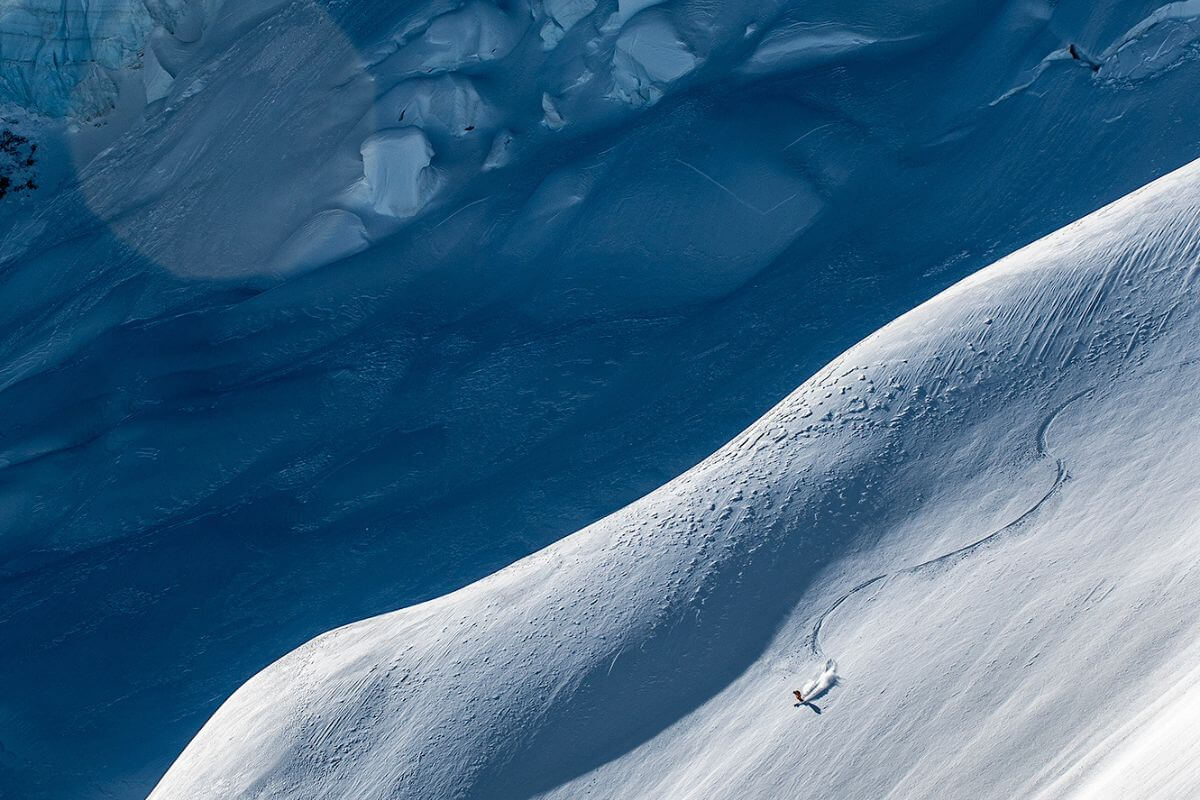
[151,157,1200,799]
[5,0,1200,797]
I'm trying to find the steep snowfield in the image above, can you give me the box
[6,0,1200,797]
[152,157,1200,799]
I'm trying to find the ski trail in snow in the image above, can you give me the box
[674,158,795,216]
[808,389,1092,659]
[806,576,885,657]
[783,123,836,151]
[807,354,1200,663]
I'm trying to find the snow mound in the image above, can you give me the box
[151,156,1200,800]
[269,209,369,275]
[740,23,916,75]
[352,128,440,219]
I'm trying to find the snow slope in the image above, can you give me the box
[5,0,1200,797]
[152,155,1200,799]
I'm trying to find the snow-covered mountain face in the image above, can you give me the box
[3,0,1200,797]
[151,158,1200,800]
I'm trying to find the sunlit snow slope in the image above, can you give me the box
[153,155,1200,799]
[5,0,1200,797]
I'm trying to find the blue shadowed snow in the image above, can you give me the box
[2,0,1200,797]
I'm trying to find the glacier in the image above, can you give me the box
[0,0,195,117]
[2,0,1200,798]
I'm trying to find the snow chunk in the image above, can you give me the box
[143,41,176,104]
[482,129,515,170]
[541,22,566,50]
[611,14,696,107]
[540,0,596,49]
[144,0,201,40]
[542,92,567,129]
[547,0,596,31]
[355,129,440,219]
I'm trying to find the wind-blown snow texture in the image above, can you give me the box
[2,0,1200,797]
[153,158,1200,799]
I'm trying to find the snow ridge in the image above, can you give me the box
[151,156,1200,800]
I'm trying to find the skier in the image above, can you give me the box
[792,690,805,703]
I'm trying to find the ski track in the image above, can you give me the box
[807,388,1093,660]
[807,351,1200,667]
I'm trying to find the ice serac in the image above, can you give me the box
[150,158,1200,799]
[0,0,187,116]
